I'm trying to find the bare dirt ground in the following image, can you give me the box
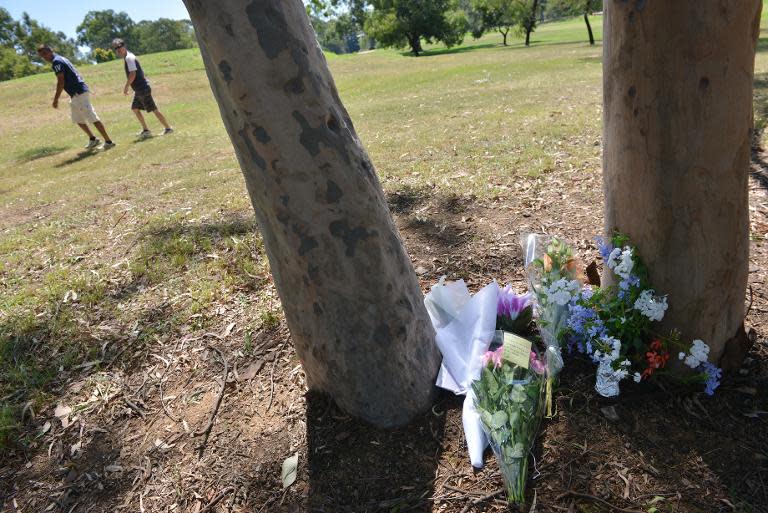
[1,159,766,513]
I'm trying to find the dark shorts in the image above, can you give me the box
[131,88,157,112]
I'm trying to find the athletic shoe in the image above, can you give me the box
[101,141,116,150]
[138,129,152,138]
[163,127,174,135]
[85,138,101,149]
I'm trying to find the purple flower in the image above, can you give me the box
[497,286,531,320]
[701,362,722,396]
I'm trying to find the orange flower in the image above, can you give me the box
[642,339,670,378]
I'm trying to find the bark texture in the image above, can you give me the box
[603,0,762,363]
[182,0,440,426]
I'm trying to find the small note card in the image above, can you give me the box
[502,332,531,369]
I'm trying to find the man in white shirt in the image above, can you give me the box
[112,38,173,138]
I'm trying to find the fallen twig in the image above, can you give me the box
[123,397,146,419]
[199,486,235,513]
[556,490,644,513]
[459,488,505,513]
[193,346,228,458]
[266,341,287,412]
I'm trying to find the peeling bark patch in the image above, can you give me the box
[280,195,289,207]
[253,125,271,143]
[327,115,340,133]
[245,1,289,59]
[293,224,318,256]
[224,24,234,37]
[635,0,646,11]
[699,77,710,92]
[326,180,343,203]
[292,111,350,165]
[329,220,374,257]
[313,302,322,315]
[237,128,266,170]
[284,76,305,94]
[628,85,636,98]
[308,263,320,282]
[218,60,233,84]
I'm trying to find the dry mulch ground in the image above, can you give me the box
[1,159,766,513]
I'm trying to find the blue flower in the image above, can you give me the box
[701,362,722,396]
[567,304,596,336]
[596,236,614,261]
[619,274,640,291]
[587,319,606,339]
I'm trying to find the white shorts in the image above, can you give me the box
[69,92,100,124]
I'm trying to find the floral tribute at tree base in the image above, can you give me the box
[424,232,722,505]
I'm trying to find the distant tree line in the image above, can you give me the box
[0,8,196,82]
[307,0,601,56]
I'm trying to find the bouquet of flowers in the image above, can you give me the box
[563,233,722,397]
[522,234,582,413]
[473,332,547,504]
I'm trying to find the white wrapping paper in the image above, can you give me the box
[425,278,500,467]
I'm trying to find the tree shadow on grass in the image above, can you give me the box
[112,216,261,301]
[401,42,497,58]
[304,390,450,512]
[386,186,476,252]
[16,145,69,163]
[0,215,261,448]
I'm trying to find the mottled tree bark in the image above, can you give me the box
[182,0,440,426]
[603,0,762,364]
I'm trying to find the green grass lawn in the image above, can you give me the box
[0,11,765,448]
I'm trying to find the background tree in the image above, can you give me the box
[14,12,79,65]
[603,0,761,368]
[550,0,601,45]
[0,46,34,81]
[0,8,15,47]
[180,0,441,426]
[365,0,468,55]
[471,0,525,46]
[76,10,136,51]
[0,9,81,80]
[520,0,539,46]
[92,47,116,63]
[133,18,197,54]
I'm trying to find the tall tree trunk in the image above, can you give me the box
[408,34,422,56]
[524,0,539,47]
[181,0,441,426]
[602,0,762,365]
[500,28,508,46]
[584,12,594,46]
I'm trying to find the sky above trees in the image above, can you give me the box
[0,0,189,40]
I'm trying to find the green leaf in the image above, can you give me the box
[490,410,508,429]
[510,384,527,403]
